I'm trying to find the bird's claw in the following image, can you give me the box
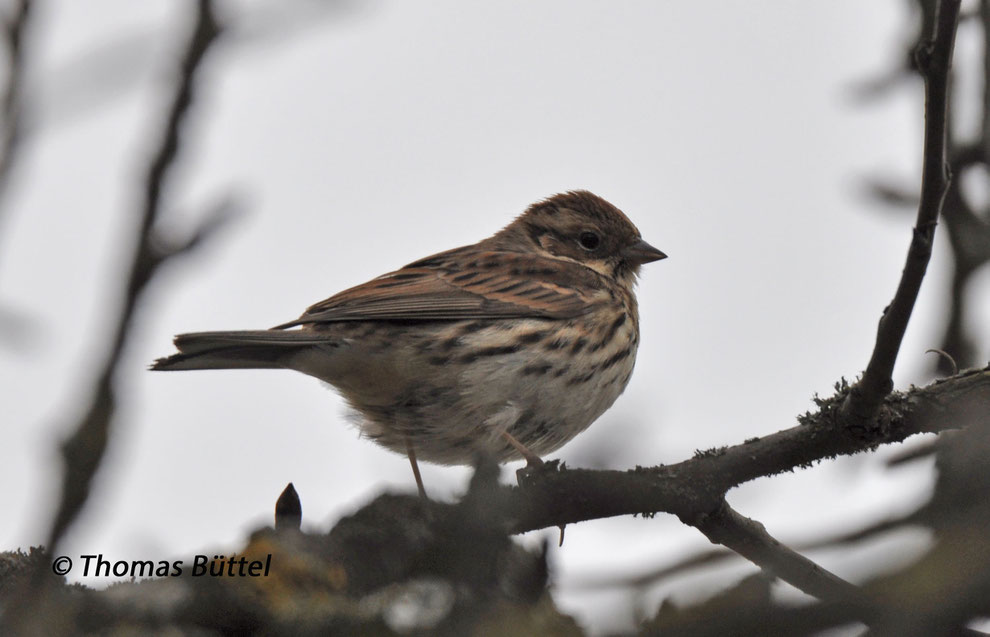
[515,458,561,487]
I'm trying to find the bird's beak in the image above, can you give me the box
[623,238,667,265]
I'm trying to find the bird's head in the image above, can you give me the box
[492,190,666,284]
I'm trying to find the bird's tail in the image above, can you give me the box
[151,330,330,371]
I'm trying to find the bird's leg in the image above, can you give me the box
[405,438,427,499]
[503,431,561,487]
[501,431,544,467]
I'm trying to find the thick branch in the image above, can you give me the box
[502,366,988,619]
[505,366,990,537]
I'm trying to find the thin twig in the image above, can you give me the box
[886,435,943,466]
[841,0,961,424]
[925,348,958,375]
[926,0,990,375]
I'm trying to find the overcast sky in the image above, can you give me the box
[2,1,987,633]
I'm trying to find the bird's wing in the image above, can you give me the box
[275,249,605,327]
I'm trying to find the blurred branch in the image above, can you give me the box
[861,405,990,635]
[150,192,240,260]
[6,7,232,629]
[45,0,223,554]
[0,0,30,220]
[846,0,967,103]
[0,0,33,344]
[574,505,928,593]
[642,572,988,637]
[841,0,960,425]
[573,547,732,592]
[692,502,862,605]
[848,64,913,104]
[886,432,944,466]
[35,0,368,131]
[643,579,862,637]
[861,176,921,210]
[0,482,570,635]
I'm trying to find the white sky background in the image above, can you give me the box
[1,1,988,633]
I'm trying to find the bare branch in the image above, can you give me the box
[497,365,989,623]
[150,193,241,261]
[0,0,30,220]
[46,0,222,554]
[505,367,990,535]
[571,547,733,592]
[693,501,861,604]
[574,505,927,593]
[842,0,961,424]
[860,177,920,209]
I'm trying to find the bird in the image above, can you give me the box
[152,191,666,497]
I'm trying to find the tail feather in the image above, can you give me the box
[151,330,328,372]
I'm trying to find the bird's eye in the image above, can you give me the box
[578,231,601,251]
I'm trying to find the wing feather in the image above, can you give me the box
[274,250,604,328]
